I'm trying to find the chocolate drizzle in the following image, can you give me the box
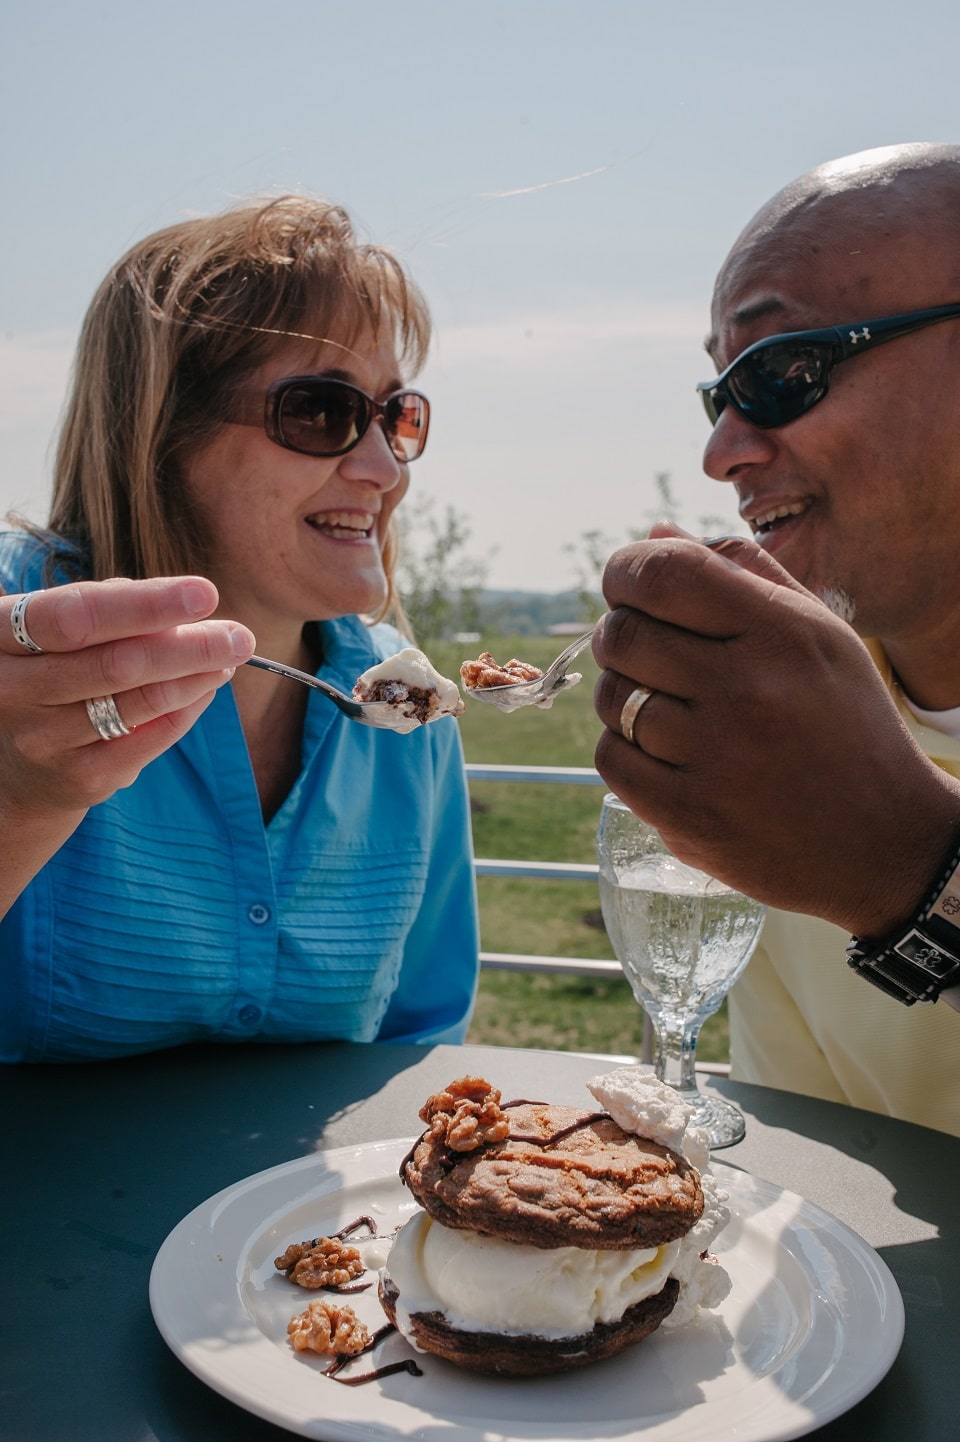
[279,1216,380,1293]
[334,1215,377,1241]
[398,1139,419,1183]
[327,1358,424,1387]
[331,1217,378,1290]
[426,1101,602,1170]
[291,1214,379,1251]
[505,1111,608,1148]
[405,1103,613,1175]
[322,1323,424,1386]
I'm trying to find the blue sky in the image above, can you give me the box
[4,0,960,590]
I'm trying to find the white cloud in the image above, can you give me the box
[427,300,707,375]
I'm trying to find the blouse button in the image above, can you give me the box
[238,1003,262,1025]
[248,903,271,925]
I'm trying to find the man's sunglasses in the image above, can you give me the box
[697,301,960,430]
[231,375,430,461]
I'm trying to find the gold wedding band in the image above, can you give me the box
[10,593,44,654]
[619,686,653,744]
[86,695,133,741]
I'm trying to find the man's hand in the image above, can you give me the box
[592,527,960,940]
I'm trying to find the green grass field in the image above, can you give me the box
[428,635,730,1063]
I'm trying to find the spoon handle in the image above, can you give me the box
[541,628,595,684]
[245,655,363,716]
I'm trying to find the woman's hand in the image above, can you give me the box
[0,576,255,909]
[592,526,960,940]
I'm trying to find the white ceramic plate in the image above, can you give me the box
[150,1138,904,1442]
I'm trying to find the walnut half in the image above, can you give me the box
[460,652,543,688]
[419,1075,510,1152]
[274,1236,364,1288]
[287,1298,371,1355]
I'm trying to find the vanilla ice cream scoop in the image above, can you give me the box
[588,1066,732,1325]
[353,647,464,721]
[385,1210,680,1343]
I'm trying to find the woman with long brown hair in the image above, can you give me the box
[0,195,479,1060]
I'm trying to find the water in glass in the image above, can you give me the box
[597,794,765,1148]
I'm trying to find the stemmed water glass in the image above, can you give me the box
[596,793,765,1148]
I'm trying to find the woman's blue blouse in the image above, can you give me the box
[0,531,480,1061]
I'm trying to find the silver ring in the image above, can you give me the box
[619,686,654,744]
[10,594,44,654]
[85,695,133,741]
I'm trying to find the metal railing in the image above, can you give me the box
[467,762,724,1069]
[466,762,618,978]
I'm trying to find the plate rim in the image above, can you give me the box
[149,1136,905,1442]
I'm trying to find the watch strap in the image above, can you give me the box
[846,833,960,1004]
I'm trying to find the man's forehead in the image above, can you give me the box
[706,233,846,358]
[704,291,789,347]
[713,160,960,313]
[723,189,898,285]
[707,194,958,356]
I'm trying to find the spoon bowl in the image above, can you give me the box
[461,629,595,712]
[245,655,425,733]
[460,537,748,715]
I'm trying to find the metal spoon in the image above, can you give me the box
[461,629,595,713]
[459,537,751,715]
[245,655,426,733]
[246,540,749,727]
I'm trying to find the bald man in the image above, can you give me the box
[593,143,960,1136]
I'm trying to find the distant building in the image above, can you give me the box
[547,621,589,636]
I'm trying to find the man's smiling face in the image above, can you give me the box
[701,175,960,652]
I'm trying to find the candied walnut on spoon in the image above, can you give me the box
[459,632,594,712]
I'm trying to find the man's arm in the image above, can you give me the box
[591,532,960,1006]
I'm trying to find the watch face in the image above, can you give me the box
[893,929,959,979]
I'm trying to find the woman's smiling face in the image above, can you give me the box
[180,324,410,649]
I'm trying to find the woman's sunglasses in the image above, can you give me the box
[697,301,960,430]
[231,375,430,461]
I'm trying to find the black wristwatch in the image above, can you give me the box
[846,836,960,1004]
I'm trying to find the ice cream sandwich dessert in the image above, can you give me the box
[379,1069,731,1375]
[353,648,464,724]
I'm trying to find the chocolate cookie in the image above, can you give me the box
[402,1099,704,1249]
[379,1273,680,1376]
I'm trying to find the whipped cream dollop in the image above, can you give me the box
[587,1066,731,1327]
[385,1210,680,1343]
[355,647,463,717]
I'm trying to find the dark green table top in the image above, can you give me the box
[2,1041,955,1441]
